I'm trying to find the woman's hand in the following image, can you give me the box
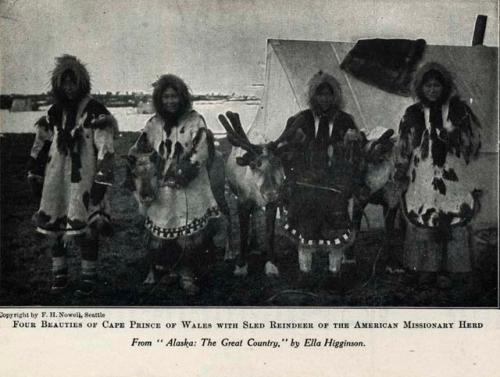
[171,159,200,188]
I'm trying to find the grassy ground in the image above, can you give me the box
[0,132,497,306]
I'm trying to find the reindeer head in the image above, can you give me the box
[219,111,301,206]
[125,133,162,209]
[362,128,396,163]
[360,127,397,194]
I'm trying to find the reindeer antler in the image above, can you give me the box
[218,114,249,149]
[226,112,250,144]
[218,112,261,154]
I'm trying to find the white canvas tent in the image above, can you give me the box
[248,39,498,226]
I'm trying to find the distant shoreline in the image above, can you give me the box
[0,101,260,134]
[0,93,260,111]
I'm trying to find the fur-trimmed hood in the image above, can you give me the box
[151,74,192,122]
[412,62,455,103]
[307,70,343,114]
[51,55,91,104]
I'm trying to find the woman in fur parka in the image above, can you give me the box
[394,62,481,286]
[27,55,118,295]
[279,71,365,278]
[128,74,220,295]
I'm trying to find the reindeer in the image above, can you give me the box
[218,111,303,277]
[352,127,405,271]
[353,128,399,230]
[124,134,160,215]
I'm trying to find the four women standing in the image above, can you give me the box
[28,57,483,295]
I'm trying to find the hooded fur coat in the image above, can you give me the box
[28,55,117,236]
[129,110,220,240]
[279,71,363,245]
[396,64,481,229]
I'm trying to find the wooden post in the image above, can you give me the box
[472,15,487,46]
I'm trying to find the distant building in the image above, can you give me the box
[10,97,33,112]
[0,95,13,109]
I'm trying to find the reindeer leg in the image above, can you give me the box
[234,200,252,276]
[384,205,397,234]
[383,205,404,273]
[143,266,156,284]
[143,249,157,285]
[223,185,237,261]
[223,213,234,261]
[352,200,365,232]
[264,203,279,276]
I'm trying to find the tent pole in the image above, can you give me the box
[472,15,487,46]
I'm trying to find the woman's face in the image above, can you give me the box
[62,75,78,100]
[422,78,443,103]
[162,87,180,114]
[315,86,335,113]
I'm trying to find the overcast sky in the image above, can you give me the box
[0,0,497,95]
